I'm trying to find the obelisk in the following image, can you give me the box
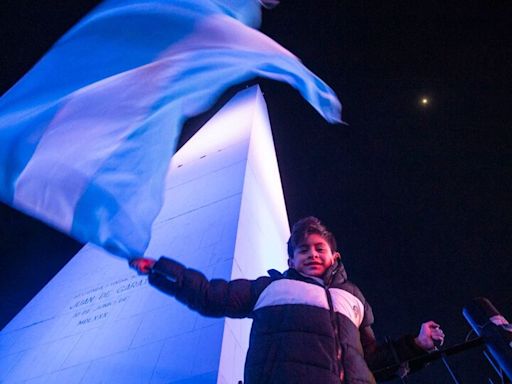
[0,86,289,384]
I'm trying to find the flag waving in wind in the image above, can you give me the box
[0,0,341,258]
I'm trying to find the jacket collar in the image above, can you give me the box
[281,261,348,287]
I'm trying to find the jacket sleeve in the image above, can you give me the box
[358,298,427,381]
[148,256,269,318]
[361,325,427,381]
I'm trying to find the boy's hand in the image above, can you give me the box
[414,321,445,351]
[129,257,156,275]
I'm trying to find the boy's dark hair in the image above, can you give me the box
[287,216,337,258]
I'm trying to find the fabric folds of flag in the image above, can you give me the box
[0,0,342,258]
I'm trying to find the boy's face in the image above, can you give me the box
[288,233,339,278]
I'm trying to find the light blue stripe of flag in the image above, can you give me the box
[0,0,341,258]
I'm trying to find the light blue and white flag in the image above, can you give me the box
[0,0,341,258]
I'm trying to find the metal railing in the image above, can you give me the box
[373,298,512,384]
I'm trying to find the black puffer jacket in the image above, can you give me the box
[148,256,425,383]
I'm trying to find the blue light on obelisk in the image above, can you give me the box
[0,86,288,383]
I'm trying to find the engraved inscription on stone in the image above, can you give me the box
[67,275,148,327]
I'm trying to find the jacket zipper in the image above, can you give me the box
[325,265,344,381]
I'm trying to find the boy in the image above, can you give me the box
[130,216,443,383]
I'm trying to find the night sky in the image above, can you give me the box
[1,2,511,383]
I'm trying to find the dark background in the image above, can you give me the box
[1,1,511,383]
